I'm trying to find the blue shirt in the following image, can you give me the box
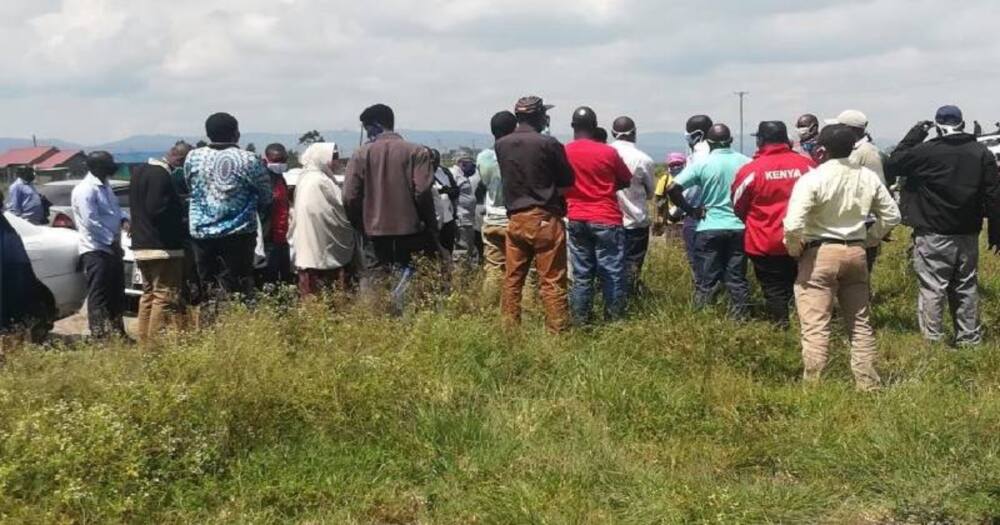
[70,173,125,254]
[184,145,271,239]
[674,148,750,232]
[4,178,45,225]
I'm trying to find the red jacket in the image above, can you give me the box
[565,139,632,225]
[731,144,815,256]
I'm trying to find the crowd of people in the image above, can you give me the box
[4,97,1000,390]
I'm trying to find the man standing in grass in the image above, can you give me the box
[731,121,815,328]
[496,96,574,333]
[784,124,900,391]
[666,124,752,319]
[185,113,272,299]
[72,152,129,340]
[564,106,632,324]
[131,143,191,342]
[478,111,518,300]
[609,115,657,298]
[344,104,443,315]
[887,105,1000,347]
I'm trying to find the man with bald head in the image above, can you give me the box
[72,151,129,340]
[666,124,752,318]
[610,115,656,297]
[130,143,193,342]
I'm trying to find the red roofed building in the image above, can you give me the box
[0,146,86,181]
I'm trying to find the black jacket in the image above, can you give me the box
[887,125,1000,241]
[129,161,186,251]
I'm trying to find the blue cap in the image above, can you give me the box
[935,105,963,126]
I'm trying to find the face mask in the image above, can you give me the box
[668,165,684,176]
[267,162,288,175]
[797,126,818,142]
[365,124,385,142]
[685,130,704,147]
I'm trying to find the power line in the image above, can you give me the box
[734,91,749,154]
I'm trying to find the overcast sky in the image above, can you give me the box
[2,0,998,144]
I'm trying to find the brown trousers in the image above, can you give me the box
[794,244,880,391]
[502,208,569,334]
[137,258,186,343]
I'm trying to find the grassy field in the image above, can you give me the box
[3,231,1000,523]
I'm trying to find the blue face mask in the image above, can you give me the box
[365,124,385,142]
[685,130,704,148]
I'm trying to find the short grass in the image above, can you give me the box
[3,231,1000,524]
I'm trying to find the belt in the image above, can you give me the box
[804,238,866,250]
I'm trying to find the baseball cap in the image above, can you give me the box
[751,121,790,143]
[514,96,555,116]
[825,110,868,129]
[666,152,687,166]
[934,105,963,126]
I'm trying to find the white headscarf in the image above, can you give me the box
[300,142,340,176]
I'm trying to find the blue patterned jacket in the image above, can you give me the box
[184,145,272,239]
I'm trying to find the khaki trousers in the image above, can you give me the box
[502,208,569,334]
[137,258,186,343]
[794,244,880,391]
[482,224,508,302]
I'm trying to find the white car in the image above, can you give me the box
[4,212,86,319]
[978,133,1000,165]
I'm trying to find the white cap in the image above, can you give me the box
[825,110,869,129]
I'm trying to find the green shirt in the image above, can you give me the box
[477,149,507,227]
[674,148,750,232]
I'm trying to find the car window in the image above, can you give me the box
[114,187,130,208]
[37,185,75,206]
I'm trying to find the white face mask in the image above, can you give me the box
[267,162,288,175]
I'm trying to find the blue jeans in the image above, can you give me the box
[568,221,626,324]
[693,229,750,319]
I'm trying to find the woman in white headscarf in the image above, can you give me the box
[290,142,358,297]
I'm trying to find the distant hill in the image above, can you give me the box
[2,129,693,165]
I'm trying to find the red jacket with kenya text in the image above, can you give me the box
[731,144,816,256]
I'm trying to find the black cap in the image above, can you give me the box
[935,105,963,126]
[752,121,790,144]
[514,96,554,116]
[571,106,598,130]
[817,124,856,159]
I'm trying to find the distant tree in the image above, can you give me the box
[298,130,326,146]
[246,143,257,153]
[287,150,301,169]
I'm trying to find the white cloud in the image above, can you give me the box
[0,0,998,144]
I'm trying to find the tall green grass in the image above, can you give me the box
[2,232,1000,523]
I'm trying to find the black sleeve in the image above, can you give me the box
[887,125,930,184]
[551,141,574,189]
[982,149,1000,246]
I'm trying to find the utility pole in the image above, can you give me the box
[734,91,749,154]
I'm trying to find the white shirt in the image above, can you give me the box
[783,158,900,257]
[290,169,357,270]
[70,173,125,255]
[610,140,656,229]
[851,137,886,185]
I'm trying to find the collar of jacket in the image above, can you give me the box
[374,132,403,143]
[514,123,541,134]
[209,143,240,150]
[754,143,793,158]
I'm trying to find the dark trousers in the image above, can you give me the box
[682,217,699,284]
[369,234,436,315]
[82,250,126,339]
[693,229,750,319]
[192,234,256,299]
[751,255,798,328]
[259,242,293,286]
[439,221,457,254]
[624,227,650,297]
